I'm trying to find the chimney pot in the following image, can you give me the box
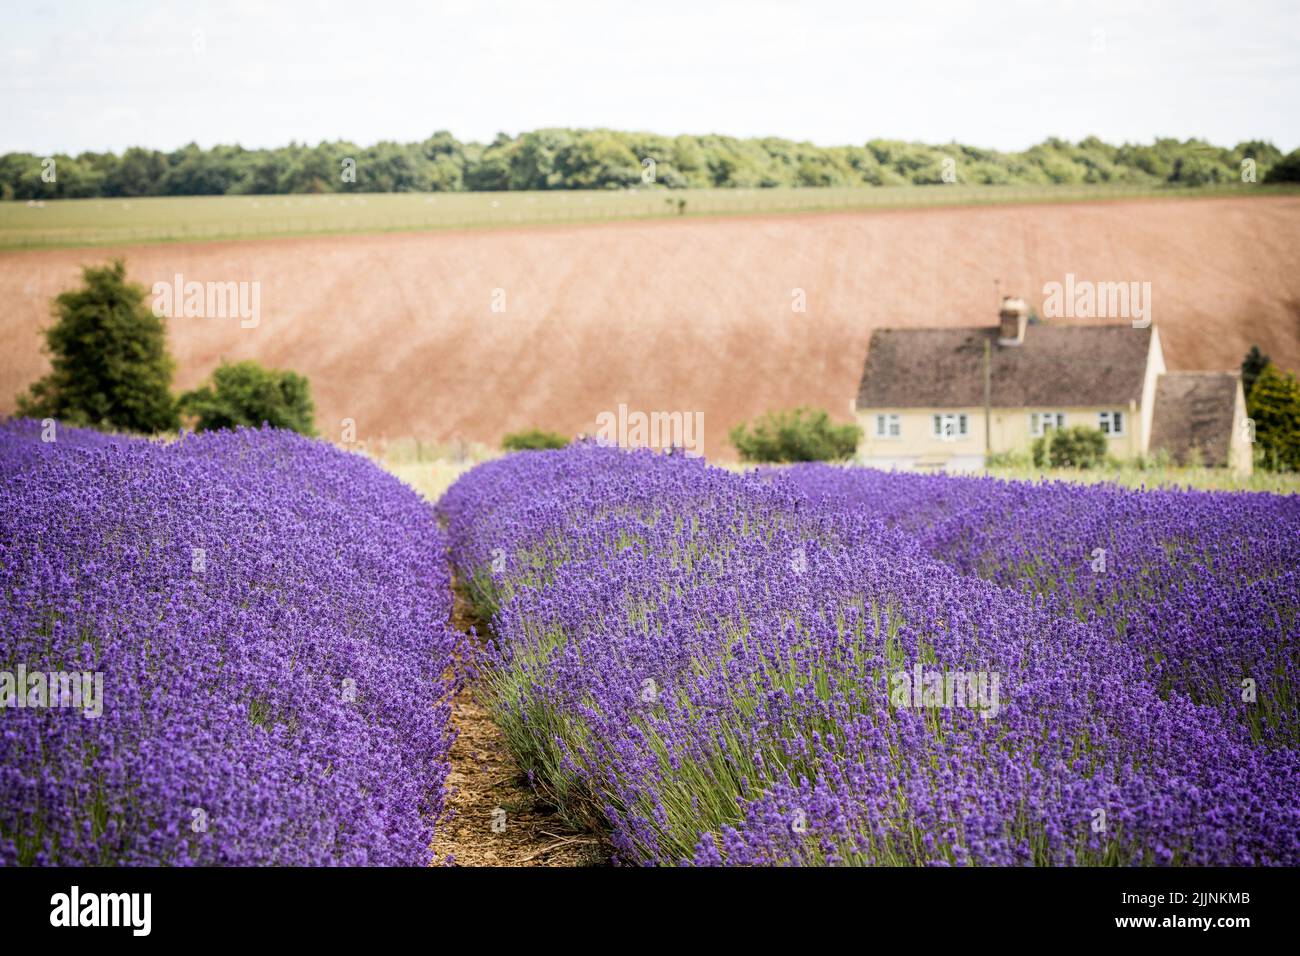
[998,295,1028,346]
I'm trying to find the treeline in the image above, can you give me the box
[3,130,1298,199]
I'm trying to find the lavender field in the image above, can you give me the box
[0,422,460,865]
[4,426,1297,867]
[441,444,1300,866]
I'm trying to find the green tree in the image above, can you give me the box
[180,360,316,435]
[1242,345,1272,397]
[729,407,861,463]
[502,428,569,451]
[1170,154,1228,186]
[472,130,1207,190]
[1247,363,1300,471]
[2,132,1279,199]
[103,147,166,197]
[159,144,248,195]
[1263,149,1300,183]
[1233,140,1283,178]
[277,147,339,194]
[463,134,514,191]
[558,132,641,189]
[233,154,283,194]
[507,129,574,190]
[15,260,179,433]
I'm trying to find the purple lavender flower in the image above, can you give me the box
[1,421,461,865]
[441,446,1300,866]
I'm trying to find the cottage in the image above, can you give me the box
[853,297,1251,473]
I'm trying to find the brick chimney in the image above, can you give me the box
[998,295,1028,346]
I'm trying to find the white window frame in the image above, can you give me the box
[1030,411,1066,437]
[932,413,968,441]
[874,413,901,439]
[1098,410,1125,436]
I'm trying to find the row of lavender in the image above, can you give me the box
[1,421,460,865]
[781,466,1300,747]
[440,444,1300,865]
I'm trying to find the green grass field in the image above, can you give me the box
[980,462,1300,494]
[3,182,1294,251]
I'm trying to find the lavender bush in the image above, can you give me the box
[441,445,1300,866]
[781,466,1300,747]
[0,421,460,865]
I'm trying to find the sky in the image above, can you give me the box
[2,0,1297,155]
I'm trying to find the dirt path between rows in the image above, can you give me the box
[430,581,607,867]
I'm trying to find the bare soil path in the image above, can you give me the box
[430,582,606,867]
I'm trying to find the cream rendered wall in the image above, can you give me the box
[1229,380,1254,476]
[1138,326,1166,454]
[857,405,1144,465]
[856,407,986,465]
[987,406,1140,455]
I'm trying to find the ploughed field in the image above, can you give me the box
[4,423,1297,865]
[2,195,1299,460]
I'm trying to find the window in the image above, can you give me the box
[932,413,968,440]
[874,413,901,439]
[1030,411,1066,436]
[1098,410,1125,436]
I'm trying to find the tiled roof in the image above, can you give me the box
[1149,372,1241,466]
[856,324,1152,408]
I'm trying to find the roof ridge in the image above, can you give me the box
[874,321,1141,333]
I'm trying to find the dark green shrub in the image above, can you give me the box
[1248,363,1300,471]
[1263,149,1300,183]
[502,429,569,451]
[1242,345,1271,397]
[16,260,179,434]
[1032,425,1108,469]
[729,407,861,463]
[180,360,316,435]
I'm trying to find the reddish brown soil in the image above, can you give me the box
[2,196,1297,460]
[430,679,606,866]
[431,582,606,867]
